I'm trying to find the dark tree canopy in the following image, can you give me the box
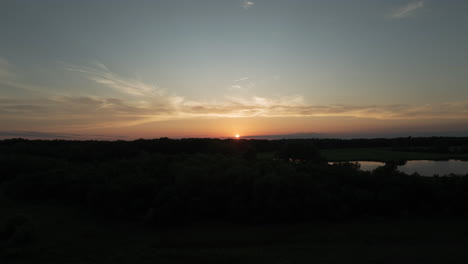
[1,137,468,225]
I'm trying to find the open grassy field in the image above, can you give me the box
[322,148,468,162]
[3,198,468,263]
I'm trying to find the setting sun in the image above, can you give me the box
[235,134,240,138]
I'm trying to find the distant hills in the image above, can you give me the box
[244,131,468,139]
[1,130,468,140]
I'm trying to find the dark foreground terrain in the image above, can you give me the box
[4,198,468,264]
[2,137,468,263]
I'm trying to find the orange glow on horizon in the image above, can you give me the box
[235,134,240,138]
[84,116,422,140]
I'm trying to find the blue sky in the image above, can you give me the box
[1,0,468,138]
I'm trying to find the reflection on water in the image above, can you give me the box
[330,160,468,176]
[398,160,468,176]
[357,161,385,171]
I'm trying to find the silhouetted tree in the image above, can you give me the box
[276,141,324,164]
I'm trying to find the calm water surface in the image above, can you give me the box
[398,160,468,176]
[330,160,468,176]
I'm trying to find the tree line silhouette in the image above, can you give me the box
[2,137,468,225]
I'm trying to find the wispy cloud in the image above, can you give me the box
[241,0,254,10]
[0,57,14,80]
[182,99,468,120]
[230,76,255,91]
[68,63,184,111]
[234,77,249,82]
[3,62,468,134]
[68,64,160,97]
[390,1,424,19]
[3,92,468,131]
[0,57,56,94]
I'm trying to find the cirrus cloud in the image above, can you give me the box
[390,1,424,19]
[241,0,254,10]
[2,62,468,133]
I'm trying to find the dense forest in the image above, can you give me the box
[2,137,468,224]
[3,137,468,260]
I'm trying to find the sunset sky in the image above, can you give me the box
[1,0,468,139]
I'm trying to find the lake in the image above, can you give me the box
[330,160,468,176]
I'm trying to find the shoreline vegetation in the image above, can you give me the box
[322,148,468,162]
[2,137,468,262]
